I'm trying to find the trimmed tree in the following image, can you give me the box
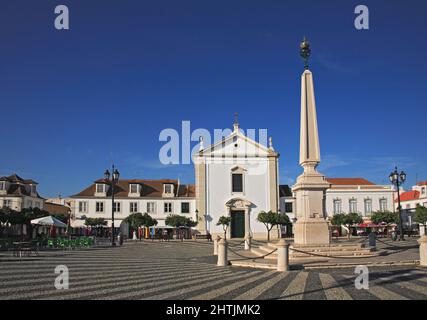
[330,213,347,237]
[124,212,158,237]
[216,216,231,239]
[331,213,346,227]
[84,217,107,236]
[343,212,363,238]
[165,214,197,228]
[371,211,399,225]
[257,211,288,242]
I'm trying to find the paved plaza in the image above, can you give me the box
[0,239,427,300]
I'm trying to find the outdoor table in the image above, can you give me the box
[12,242,33,258]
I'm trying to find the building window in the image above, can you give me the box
[0,182,5,191]
[3,200,12,208]
[232,174,243,193]
[147,202,156,214]
[379,198,388,212]
[96,202,104,213]
[422,187,426,195]
[35,202,40,208]
[181,202,190,214]
[27,200,33,208]
[96,184,105,193]
[79,201,88,213]
[349,199,357,213]
[130,184,139,194]
[164,184,173,194]
[113,202,121,213]
[130,202,138,213]
[285,202,293,213]
[164,202,172,213]
[333,199,342,214]
[364,199,372,216]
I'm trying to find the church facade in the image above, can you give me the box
[193,119,280,239]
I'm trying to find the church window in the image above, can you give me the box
[232,174,243,193]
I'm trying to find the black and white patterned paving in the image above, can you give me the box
[0,241,426,300]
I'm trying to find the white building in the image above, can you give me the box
[280,178,395,222]
[396,181,427,231]
[70,178,196,236]
[0,174,45,211]
[325,178,394,218]
[194,119,280,239]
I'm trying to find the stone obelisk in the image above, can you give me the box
[292,38,331,246]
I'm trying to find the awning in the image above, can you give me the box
[31,216,67,228]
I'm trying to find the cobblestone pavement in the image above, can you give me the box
[0,240,426,300]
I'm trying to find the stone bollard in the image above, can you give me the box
[276,238,290,272]
[418,235,427,267]
[369,232,376,248]
[213,235,221,256]
[244,234,252,251]
[217,238,228,267]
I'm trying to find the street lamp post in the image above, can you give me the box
[104,165,120,246]
[389,167,406,241]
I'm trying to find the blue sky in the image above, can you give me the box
[0,0,426,197]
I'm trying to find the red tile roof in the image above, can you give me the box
[326,178,375,186]
[398,190,419,202]
[72,179,195,198]
[417,181,427,186]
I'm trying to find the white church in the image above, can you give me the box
[193,118,280,239]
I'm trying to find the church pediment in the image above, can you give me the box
[198,132,272,158]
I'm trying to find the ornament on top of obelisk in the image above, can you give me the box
[300,36,311,70]
[292,37,331,246]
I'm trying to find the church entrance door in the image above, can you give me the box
[231,211,245,238]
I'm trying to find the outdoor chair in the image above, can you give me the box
[47,239,54,248]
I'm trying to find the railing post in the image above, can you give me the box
[244,234,252,251]
[368,232,376,249]
[217,238,228,267]
[213,235,221,256]
[276,238,290,272]
[418,235,427,267]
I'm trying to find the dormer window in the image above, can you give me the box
[164,184,173,195]
[30,185,36,194]
[96,184,105,194]
[0,181,5,191]
[130,184,140,194]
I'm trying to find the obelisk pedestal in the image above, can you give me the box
[293,163,330,246]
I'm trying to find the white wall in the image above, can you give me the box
[205,158,271,235]
[325,188,394,217]
[72,197,197,227]
[280,187,394,221]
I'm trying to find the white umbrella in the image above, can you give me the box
[31,216,67,228]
